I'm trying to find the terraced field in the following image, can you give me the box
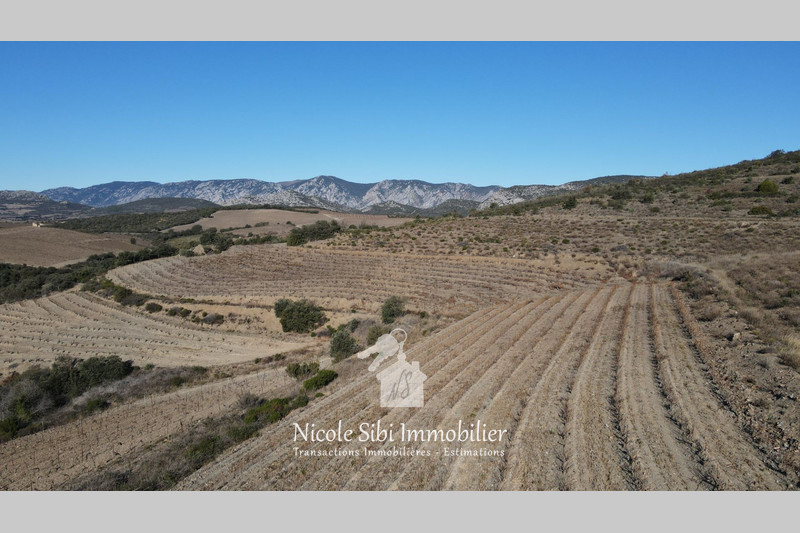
[0,291,302,375]
[175,282,789,490]
[107,244,611,315]
[1,238,795,490]
[0,366,298,490]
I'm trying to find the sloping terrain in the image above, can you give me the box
[0,291,301,375]
[174,283,788,490]
[0,225,147,267]
[0,365,297,490]
[107,244,609,315]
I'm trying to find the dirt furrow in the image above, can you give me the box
[615,283,705,490]
[649,283,787,490]
[440,288,597,490]
[272,298,545,490]
[340,293,578,490]
[497,286,613,490]
[175,301,527,489]
[563,284,634,490]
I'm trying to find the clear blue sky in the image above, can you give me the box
[1,42,798,191]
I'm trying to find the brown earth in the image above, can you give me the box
[170,282,791,490]
[0,225,148,267]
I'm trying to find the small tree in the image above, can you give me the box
[562,196,577,210]
[330,330,359,362]
[278,299,326,333]
[381,296,405,324]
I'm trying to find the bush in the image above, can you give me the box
[330,330,359,362]
[367,325,389,345]
[85,397,110,414]
[641,192,655,204]
[303,370,338,391]
[756,179,779,195]
[749,205,775,216]
[144,302,162,313]
[75,356,134,391]
[562,196,577,210]
[201,313,224,325]
[381,296,405,324]
[277,299,327,333]
[285,362,319,379]
[0,355,133,441]
[273,298,292,318]
[184,436,225,468]
[244,397,292,425]
[286,220,342,246]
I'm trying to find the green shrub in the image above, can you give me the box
[277,299,326,333]
[756,179,779,195]
[145,302,162,313]
[381,296,405,324]
[290,395,309,409]
[85,397,110,414]
[303,370,338,391]
[285,362,319,379]
[641,192,655,204]
[75,356,134,391]
[184,436,224,468]
[782,176,795,184]
[273,298,292,318]
[0,355,133,441]
[367,325,389,345]
[226,424,259,442]
[286,220,342,246]
[244,397,292,425]
[562,196,577,209]
[330,330,359,362]
[749,205,775,216]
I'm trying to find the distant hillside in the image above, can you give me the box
[38,174,658,214]
[93,197,220,215]
[478,175,655,209]
[0,190,93,221]
[475,149,800,218]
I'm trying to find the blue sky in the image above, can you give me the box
[1,42,798,190]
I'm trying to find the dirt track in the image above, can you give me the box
[172,282,789,490]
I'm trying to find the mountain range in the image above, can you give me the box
[38,174,653,214]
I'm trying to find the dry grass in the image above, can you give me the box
[0,225,148,267]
